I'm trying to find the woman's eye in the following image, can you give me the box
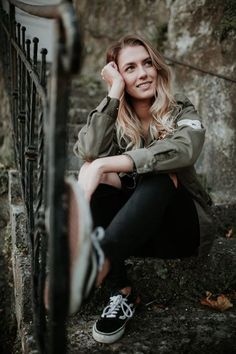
[126,66,134,72]
[145,60,153,67]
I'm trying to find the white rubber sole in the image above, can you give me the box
[92,323,125,344]
[66,177,96,315]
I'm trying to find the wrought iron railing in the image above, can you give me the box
[0,1,82,353]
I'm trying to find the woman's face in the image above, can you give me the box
[117,45,157,102]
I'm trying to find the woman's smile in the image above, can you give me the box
[136,81,153,89]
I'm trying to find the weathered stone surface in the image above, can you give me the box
[66,233,236,353]
[9,171,38,354]
[0,169,19,353]
[67,302,236,354]
[8,170,24,206]
[212,203,236,236]
[75,0,169,76]
[166,0,236,204]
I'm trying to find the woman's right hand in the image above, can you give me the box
[101,61,125,99]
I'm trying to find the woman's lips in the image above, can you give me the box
[136,81,152,89]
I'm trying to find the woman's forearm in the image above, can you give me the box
[108,79,124,99]
[92,155,134,174]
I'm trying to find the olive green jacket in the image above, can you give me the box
[74,94,214,256]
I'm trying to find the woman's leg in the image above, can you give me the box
[100,173,200,264]
[92,174,189,344]
[80,162,136,291]
[90,183,133,291]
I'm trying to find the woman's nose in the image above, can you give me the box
[137,65,147,78]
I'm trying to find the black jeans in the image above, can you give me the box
[90,173,200,291]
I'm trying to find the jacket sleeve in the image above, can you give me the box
[124,94,205,174]
[73,96,120,161]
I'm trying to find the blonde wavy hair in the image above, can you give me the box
[106,34,177,150]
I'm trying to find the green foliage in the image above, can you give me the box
[217,0,236,41]
[150,23,168,51]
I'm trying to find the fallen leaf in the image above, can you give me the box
[225,228,233,239]
[200,291,233,312]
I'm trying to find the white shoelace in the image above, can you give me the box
[91,227,105,271]
[102,294,134,320]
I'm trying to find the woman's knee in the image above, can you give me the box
[139,173,176,189]
[132,173,178,205]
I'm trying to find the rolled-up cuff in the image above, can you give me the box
[124,149,155,174]
[96,96,120,118]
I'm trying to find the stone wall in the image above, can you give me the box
[166,0,236,204]
[75,0,170,75]
[75,0,236,205]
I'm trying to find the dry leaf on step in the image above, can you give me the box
[200,291,233,312]
[225,228,233,238]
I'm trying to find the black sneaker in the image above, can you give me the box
[92,291,138,344]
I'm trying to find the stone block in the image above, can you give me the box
[9,170,38,353]
[8,170,23,206]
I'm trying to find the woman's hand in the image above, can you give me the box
[78,161,104,202]
[78,155,133,201]
[101,62,125,99]
[101,61,123,87]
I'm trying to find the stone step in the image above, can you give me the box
[9,171,38,353]
[67,288,236,353]
[66,233,236,353]
[69,95,95,112]
[70,76,106,111]
[67,123,85,144]
[68,107,89,125]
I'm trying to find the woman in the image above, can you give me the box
[73,34,213,344]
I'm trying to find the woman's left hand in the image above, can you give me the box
[78,155,133,201]
[78,161,104,201]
